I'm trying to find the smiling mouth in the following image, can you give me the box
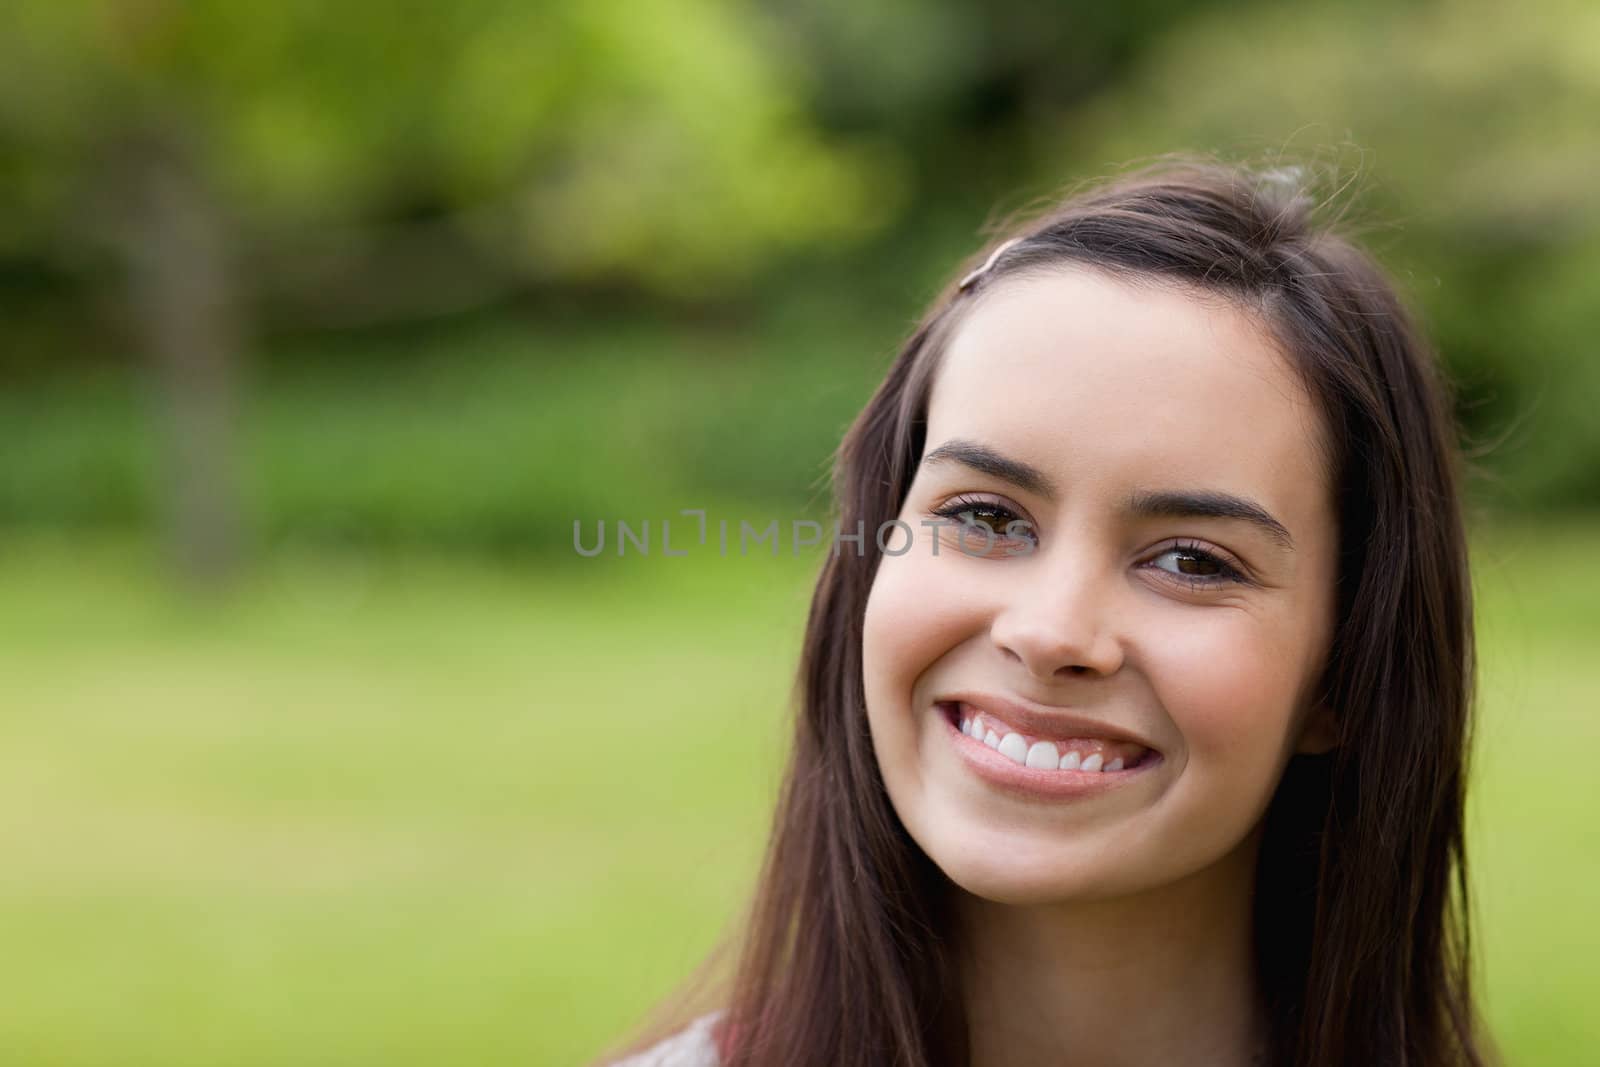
[938,700,1157,773]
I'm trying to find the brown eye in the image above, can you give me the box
[1146,541,1246,588]
[928,495,1037,552]
[1170,551,1221,576]
[957,508,1011,535]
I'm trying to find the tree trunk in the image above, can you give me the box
[118,129,245,591]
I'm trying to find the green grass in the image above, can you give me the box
[0,517,1595,1065]
[1465,517,1600,1063]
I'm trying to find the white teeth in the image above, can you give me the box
[958,711,1137,775]
[1025,741,1060,769]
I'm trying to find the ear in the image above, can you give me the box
[1294,697,1338,755]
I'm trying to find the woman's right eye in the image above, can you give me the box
[929,496,1037,552]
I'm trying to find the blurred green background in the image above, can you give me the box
[1,1,1595,1064]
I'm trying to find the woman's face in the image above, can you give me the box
[861,266,1339,905]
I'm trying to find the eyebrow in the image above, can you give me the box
[919,438,1296,552]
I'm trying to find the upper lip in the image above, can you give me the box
[936,689,1160,753]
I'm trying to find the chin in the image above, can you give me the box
[906,815,1142,907]
[938,853,1121,907]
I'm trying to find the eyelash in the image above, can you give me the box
[928,495,1249,591]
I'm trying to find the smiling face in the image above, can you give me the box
[861,266,1340,906]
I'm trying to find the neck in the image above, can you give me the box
[956,830,1268,1067]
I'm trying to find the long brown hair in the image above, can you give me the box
[620,156,1489,1066]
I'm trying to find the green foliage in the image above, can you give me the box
[0,0,902,297]
[0,311,897,553]
[2,0,1597,532]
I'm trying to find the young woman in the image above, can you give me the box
[606,157,1491,1066]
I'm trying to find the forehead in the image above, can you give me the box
[926,267,1331,523]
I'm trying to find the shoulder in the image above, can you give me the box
[607,1011,725,1067]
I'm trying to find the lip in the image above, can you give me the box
[935,690,1161,753]
[934,694,1164,800]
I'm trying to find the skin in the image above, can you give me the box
[860,266,1340,1066]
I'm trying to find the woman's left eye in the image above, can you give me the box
[1145,542,1247,588]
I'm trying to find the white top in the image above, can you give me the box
[608,1012,723,1067]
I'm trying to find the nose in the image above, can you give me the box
[989,556,1126,680]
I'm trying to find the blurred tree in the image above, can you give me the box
[750,0,1248,298]
[760,0,1244,154]
[0,0,900,580]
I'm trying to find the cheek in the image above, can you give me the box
[862,552,981,705]
[861,559,919,743]
[861,551,991,807]
[1143,609,1312,770]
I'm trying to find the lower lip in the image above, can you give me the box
[937,702,1162,800]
